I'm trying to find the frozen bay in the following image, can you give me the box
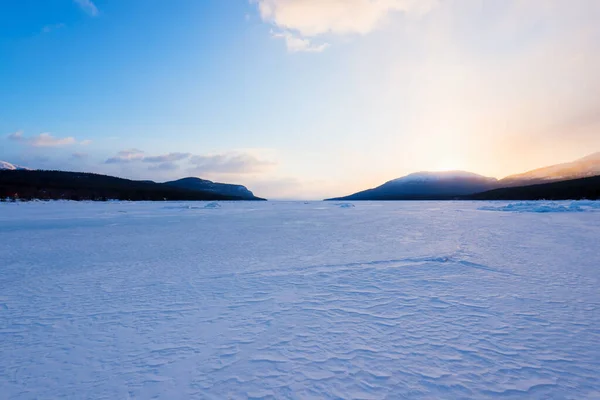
[1,201,599,399]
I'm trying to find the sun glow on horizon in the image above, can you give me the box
[431,157,469,173]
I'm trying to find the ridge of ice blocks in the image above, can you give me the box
[1,201,599,399]
[479,200,600,213]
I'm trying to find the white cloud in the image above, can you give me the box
[73,0,99,16]
[271,31,329,52]
[8,131,77,147]
[80,139,92,146]
[189,152,276,174]
[255,0,436,37]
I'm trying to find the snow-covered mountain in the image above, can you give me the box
[386,170,497,184]
[500,152,600,186]
[0,161,30,171]
[329,171,498,200]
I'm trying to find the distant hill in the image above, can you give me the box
[467,175,600,201]
[327,152,600,201]
[328,171,498,201]
[500,152,600,186]
[165,177,263,200]
[0,170,264,201]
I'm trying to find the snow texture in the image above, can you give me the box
[1,201,599,399]
[479,200,600,213]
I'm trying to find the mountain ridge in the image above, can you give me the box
[328,152,600,201]
[0,169,265,201]
[500,152,600,186]
[0,160,265,200]
[328,170,498,201]
[164,177,261,200]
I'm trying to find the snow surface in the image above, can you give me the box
[1,201,599,399]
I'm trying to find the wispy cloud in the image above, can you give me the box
[71,152,89,159]
[74,0,99,16]
[41,23,66,34]
[271,31,329,53]
[105,149,145,164]
[148,162,180,171]
[8,131,77,147]
[142,152,191,163]
[104,149,276,177]
[189,152,276,174]
[105,150,192,164]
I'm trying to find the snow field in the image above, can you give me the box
[1,201,599,399]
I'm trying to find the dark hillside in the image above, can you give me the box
[0,170,248,201]
[466,175,600,200]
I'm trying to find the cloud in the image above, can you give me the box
[271,31,329,52]
[148,162,180,171]
[103,149,276,178]
[105,149,145,164]
[142,152,191,163]
[71,152,88,159]
[73,0,99,16]
[189,152,276,174]
[8,131,77,147]
[254,0,437,37]
[105,150,192,164]
[80,139,92,146]
[41,23,65,34]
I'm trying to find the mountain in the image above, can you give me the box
[0,161,30,171]
[467,175,600,201]
[329,171,498,201]
[500,152,600,186]
[0,170,265,201]
[164,177,263,200]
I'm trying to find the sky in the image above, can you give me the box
[1,0,600,199]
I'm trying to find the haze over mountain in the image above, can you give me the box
[329,152,600,201]
[500,152,600,186]
[3,151,600,201]
[329,171,498,201]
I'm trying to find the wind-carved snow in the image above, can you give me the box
[1,201,599,399]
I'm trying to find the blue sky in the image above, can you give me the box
[2,1,600,199]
